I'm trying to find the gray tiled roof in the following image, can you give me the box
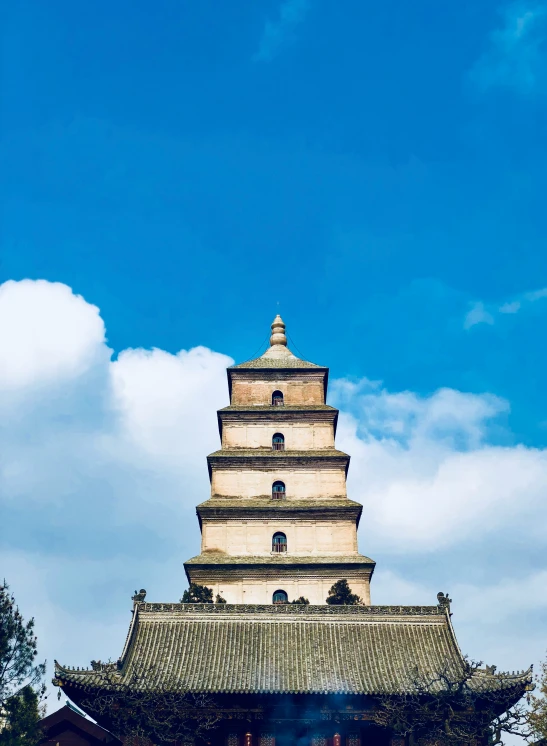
[197,498,362,513]
[219,405,338,412]
[230,357,324,370]
[184,553,375,566]
[207,449,349,459]
[54,604,532,696]
[197,498,361,508]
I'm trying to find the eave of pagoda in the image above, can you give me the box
[196,497,363,528]
[207,449,350,481]
[184,554,376,585]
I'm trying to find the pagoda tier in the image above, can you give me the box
[184,315,374,605]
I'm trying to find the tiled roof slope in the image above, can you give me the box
[207,449,349,459]
[218,405,338,412]
[184,553,375,566]
[54,604,531,696]
[197,498,363,509]
[229,357,324,370]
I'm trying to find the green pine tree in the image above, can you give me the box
[325,579,362,605]
[0,686,41,746]
[0,582,46,746]
[180,584,214,603]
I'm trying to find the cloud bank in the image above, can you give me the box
[1,279,545,710]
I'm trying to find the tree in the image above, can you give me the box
[78,662,220,746]
[291,597,310,605]
[215,593,226,604]
[180,584,213,603]
[372,658,530,746]
[325,579,362,605]
[0,582,46,746]
[0,686,41,746]
[528,650,547,742]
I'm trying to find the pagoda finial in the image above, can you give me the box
[270,314,287,347]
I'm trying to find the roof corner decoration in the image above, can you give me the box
[437,591,452,615]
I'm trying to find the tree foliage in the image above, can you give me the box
[528,650,547,742]
[372,658,530,746]
[325,579,362,605]
[180,584,213,603]
[78,663,220,745]
[0,685,41,746]
[0,582,45,746]
[215,593,226,604]
[291,596,310,605]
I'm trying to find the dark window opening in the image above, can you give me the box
[273,590,288,604]
[272,481,286,498]
[272,433,285,451]
[272,390,284,406]
[272,532,287,553]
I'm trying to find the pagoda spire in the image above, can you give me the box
[270,314,287,347]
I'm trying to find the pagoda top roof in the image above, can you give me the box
[230,315,326,371]
[54,601,532,697]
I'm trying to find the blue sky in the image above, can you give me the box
[1,0,547,713]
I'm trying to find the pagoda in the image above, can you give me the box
[54,316,531,746]
[185,314,374,605]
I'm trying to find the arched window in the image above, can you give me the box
[272,532,287,553]
[272,390,284,406]
[272,480,286,498]
[272,433,285,451]
[273,589,288,604]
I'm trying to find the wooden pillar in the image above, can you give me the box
[333,733,342,746]
[244,731,253,746]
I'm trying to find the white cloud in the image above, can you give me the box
[469,2,547,94]
[524,286,547,301]
[253,0,310,62]
[464,284,547,327]
[464,301,495,329]
[499,300,522,313]
[0,280,106,389]
[332,377,547,552]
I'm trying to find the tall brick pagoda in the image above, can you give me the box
[55,316,532,746]
[185,314,374,605]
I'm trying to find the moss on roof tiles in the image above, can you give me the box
[229,357,325,370]
[55,604,532,696]
[197,498,363,510]
[207,449,349,459]
[184,553,375,566]
[218,405,337,412]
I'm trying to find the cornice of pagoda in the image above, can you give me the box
[206,449,350,479]
[196,497,363,527]
[184,553,376,584]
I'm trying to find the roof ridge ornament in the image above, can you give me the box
[270,314,287,347]
[132,588,147,603]
[437,591,452,615]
